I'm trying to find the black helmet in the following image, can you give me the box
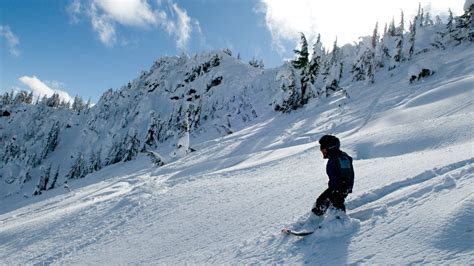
[319,135,340,150]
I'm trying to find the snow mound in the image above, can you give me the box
[434,195,474,252]
[313,209,360,239]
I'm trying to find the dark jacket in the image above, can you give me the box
[326,150,354,193]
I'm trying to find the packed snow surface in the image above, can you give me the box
[1,45,473,264]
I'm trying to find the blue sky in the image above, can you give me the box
[0,0,464,103]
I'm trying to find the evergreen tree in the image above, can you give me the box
[388,18,397,36]
[379,23,390,68]
[67,152,87,179]
[72,95,85,113]
[408,20,417,59]
[309,34,324,88]
[123,129,140,162]
[1,138,20,163]
[13,90,33,105]
[46,93,61,108]
[452,3,474,42]
[0,91,14,106]
[352,22,379,83]
[34,164,51,195]
[42,121,60,159]
[367,22,379,83]
[276,66,300,112]
[48,166,60,190]
[106,138,125,166]
[399,10,405,34]
[175,112,190,158]
[89,147,103,172]
[143,112,160,151]
[249,57,264,69]
[325,39,344,95]
[19,168,32,184]
[292,33,310,69]
[393,11,405,63]
[352,44,367,81]
[418,4,424,27]
[447,9,455,36]
[425,11,434,26]
[291,32,311,105]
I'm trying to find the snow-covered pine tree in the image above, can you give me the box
[378,23,390,68]
[249,57,264,69]
[447,9,456,42]
[89,147,103,172]
[105,138,124,166]
[46,93,61,108]
[324,39,344,95]
[72,95,86,113]
[13,90,33,105]
[352,22,378,84]
[48,165,60,190]
[41,121,60,159]
[408,19,418,59]
[448,9,455,31]
[291,32,311,106]
[19,168,33,184]
[142,111,160,151]
[309,34,324,95]
[367,22,380,83]
[0,91,14,106]
[352,44,367,81]
[425,11,434,26]
[387,13,404,70]
[34,164,51,195]
[276,66,300,112]
[123,128,140,162]
[175,112,190,158]
[432,11,450,49]
[418,4,424,27]
[452,2,474,42]
[393,11,405,63]
[1,138,20,164]
[67,152,88,179]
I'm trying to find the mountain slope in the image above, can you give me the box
[0,42,472,264]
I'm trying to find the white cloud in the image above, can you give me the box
[18,75,73,103]
[94,0,159,27]
[67,0,82,24]
[171,3,192,50]
[0,25,21,57]
[89,3,117,47]
[68,0,196,49]
[257,0,465,52]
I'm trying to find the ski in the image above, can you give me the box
[281,228,314,236]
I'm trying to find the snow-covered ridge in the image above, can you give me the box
[0,50,273,198]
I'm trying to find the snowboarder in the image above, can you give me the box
[312,135,354,217]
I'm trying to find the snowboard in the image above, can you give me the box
[281,216,324,237]
[282,212,346,237]
[281,227,315,236]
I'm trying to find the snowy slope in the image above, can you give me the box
[1,41,473,264]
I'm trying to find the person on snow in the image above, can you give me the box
[312,135,355,217]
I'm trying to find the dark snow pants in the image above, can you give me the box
[312,188,348,216]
